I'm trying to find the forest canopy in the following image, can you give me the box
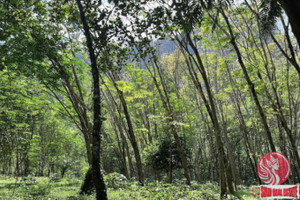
[0,0,299,199]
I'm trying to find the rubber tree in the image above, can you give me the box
[76,0,108,199]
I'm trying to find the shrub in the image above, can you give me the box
[19,178,52,199]
[105,172,128,189]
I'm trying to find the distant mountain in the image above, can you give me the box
[154,40,177,56]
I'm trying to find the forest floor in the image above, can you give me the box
[0,176,259,200]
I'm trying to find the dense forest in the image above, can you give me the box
[0,0,299,199]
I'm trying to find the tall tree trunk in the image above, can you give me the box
[15,151,19,177]
[256,70,300,175]
[104,87,135,178]
[224,60,261,184]
[219,7,276,152]
[76,1,107,199]
[112,119,129,178]
[179,33,230,197]
[145,58,191,185]
[217,96,240,188]
[109,72,144,185]
[45,61,94,195]
[104,92,129,177]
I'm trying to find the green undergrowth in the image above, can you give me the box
[0,174,258,200]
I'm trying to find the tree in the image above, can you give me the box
[75,1,108,199]
[107,71,145,185]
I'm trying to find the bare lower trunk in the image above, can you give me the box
[80,168,94,195]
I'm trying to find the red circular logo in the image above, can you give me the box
[257,152,291,185]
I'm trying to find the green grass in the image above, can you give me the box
[0,176,90,200]
[0,176,259,200]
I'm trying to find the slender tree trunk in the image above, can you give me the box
[224,59,261,184]
[104,87,136,178]
[145,59,191,185]
[219,7,276,152]
[169,147,173,183]
[180,34,230,197]
[109,72,144,185]
[76,1,107,199]
[217,99,240,188]
[15,151,19,177]
[113,121,129,178]
[104,92,129,177]
[46,61,94,194]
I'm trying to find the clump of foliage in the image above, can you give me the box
[104,172,129,189]
[19,177,52,199]
[145,136,191,174]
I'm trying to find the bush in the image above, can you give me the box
[50,173,61,182]
[105,172,128,189]
[19,178,52,199]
